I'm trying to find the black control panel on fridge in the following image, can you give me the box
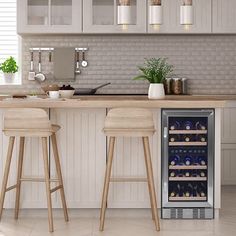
[162,110,214,219]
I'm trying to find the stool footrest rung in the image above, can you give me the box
[50,185,63,194]
[20,177,59,182]
[110,176,148,182]
[6,184,17,192]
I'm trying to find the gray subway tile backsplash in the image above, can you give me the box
[1,34,236,95]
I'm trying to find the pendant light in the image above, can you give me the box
[149,0,162,29]
[118,0,132,30]
[180,0,193,30]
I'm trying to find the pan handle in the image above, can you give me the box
[76,51,80,62]
[94,83,111,91]
[38,51,42,73]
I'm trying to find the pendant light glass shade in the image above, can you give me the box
[149,0,162,25]
[117,0,132,25]
[180,0,193,25]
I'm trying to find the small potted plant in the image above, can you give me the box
[133,58,174,99]
[0,56,19,83]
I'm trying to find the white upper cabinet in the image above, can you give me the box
[17,0,82,34]
[83,0,146,33]
[148,0,212,34]
[17,0,236,34]
[213,0,236,33]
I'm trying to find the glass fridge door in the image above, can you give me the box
[162,109,214,209]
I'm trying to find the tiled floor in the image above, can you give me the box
[0,186,236,236]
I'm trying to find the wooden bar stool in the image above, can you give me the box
[99,108,160,231]
[0,108,68,232]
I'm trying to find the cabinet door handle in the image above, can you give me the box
[163,127,168,138]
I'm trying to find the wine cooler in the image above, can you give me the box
[161,109,214,219]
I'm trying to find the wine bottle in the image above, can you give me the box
[192,156,199,165]
[197,183,207,197]
[195,121,206,130]
[183,155,192,166]
[184,170,191,177]
[196,135,206,142]
[183,121,193,130]
[170,170,178,177]
[201,149,206,154]
[199,171,206,177]
[191,170,200,177]
[184,183,193,197]
[178,184,184,197]
[169,184,180,197]
[170,121,181,130]
[169,134,180,142]
[183,135,192,142]
[169,155,180,166]
[177,170,184,177]
[192,185,198,197]
[188,149,193,154]
[197,156,207,166]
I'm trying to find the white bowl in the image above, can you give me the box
[59,90,75,99]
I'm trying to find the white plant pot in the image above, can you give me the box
[3,73,15,84]
[148,83,165,99]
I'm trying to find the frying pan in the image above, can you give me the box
[74,83,111,95]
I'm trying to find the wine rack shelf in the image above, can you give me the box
[169,177,207,181]
[169,196,207,201]
[169,165,207,170]
[169,130,208,134]
[169,142,207,146]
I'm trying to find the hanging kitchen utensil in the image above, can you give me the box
[35,50,46,82]
[75,50,81,74]
[28,50,36,80]
[74,83,111,95]
[49,50,52,62]
[81,50,88,68]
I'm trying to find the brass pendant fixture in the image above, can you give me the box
[118,0,132,29]
[180,0,194,30]
[149,0,162,30]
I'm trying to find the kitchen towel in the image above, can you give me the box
[53,47,75,81]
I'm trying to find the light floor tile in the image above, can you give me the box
[0,186,235,236]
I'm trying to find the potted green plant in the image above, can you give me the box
[0,57,19,83]
[133,58,174,99]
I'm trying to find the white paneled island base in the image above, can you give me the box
[0,108,161,209]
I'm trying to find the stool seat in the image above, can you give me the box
[3,124,61,137]
[104,108,155,137]
[3,108,60,137]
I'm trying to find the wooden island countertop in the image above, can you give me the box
[0,95,230,109]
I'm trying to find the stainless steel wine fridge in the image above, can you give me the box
[161,109,214,219]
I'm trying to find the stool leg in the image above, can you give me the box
[0,136,15,219]
[42,137,54,232]
[51,133,69,222]
[143,137,160,231]
[142,138,155,220]
[99,136,115,231]
[15,137,25,219]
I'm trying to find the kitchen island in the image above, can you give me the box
[0,95,226,218]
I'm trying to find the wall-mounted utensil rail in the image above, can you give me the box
[28,47,89,80]
[29,47,88,52]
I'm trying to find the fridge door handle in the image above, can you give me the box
[163,127,168,138]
